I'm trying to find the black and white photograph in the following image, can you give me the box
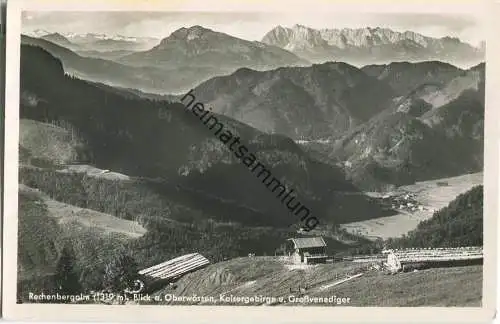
[2,0,497,322]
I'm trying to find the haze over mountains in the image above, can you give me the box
[262,24,484,67]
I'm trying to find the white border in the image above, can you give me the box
[3,0,498,322]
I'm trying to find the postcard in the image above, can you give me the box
[2,0,497,322]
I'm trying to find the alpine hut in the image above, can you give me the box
[286,237,328,264]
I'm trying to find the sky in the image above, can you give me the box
[21,6,485,46]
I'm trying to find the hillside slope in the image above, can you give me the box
[147,257,481,306]
[361,61,465,97]
[386,185,483,248]
[307,63,484,190]
[19,118,91,166]
[17,186,137,301]
[184,62,395,139]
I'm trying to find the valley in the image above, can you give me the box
[340,172,483,240]
[16,19,485,307]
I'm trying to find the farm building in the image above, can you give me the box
[138,253,210,291]
[382,247,483,273]
[285,237,328,264]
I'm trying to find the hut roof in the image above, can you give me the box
[288,237,326,249]
[138,253,210,281]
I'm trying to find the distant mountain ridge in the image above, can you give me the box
[20,35,186,93]
[120,25,309,70]
[40,32,73,46]
[27,29,159,48]
[22,26,309,94]
[26,29,160,52]
[262,24,484,66]
[20,35,252,94]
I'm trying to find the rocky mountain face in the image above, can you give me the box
[183,61,395,139]
[120,25,309,70]
[262,24,484,66]
[20,44,391,227]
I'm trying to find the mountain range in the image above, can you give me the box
[21,23,485,191]
[119,25,308,69]
[262,24,484,66]
[22,26,309,94]
[166,57,483,190]
[29,29,160,52]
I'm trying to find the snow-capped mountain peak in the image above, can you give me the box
[23,30,158,43]
[25,29,51,38]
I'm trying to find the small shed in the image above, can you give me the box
[138,253,210,291]
[286,237,328,264]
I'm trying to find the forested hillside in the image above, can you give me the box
[386,185,483,248]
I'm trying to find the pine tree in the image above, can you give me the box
[54,245,82,297]
[102,252,138,293]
